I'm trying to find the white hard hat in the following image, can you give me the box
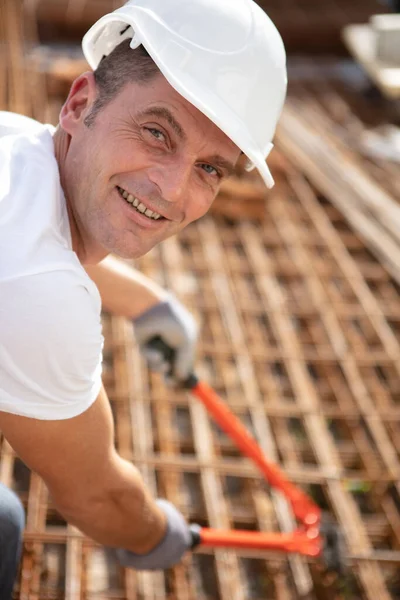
[82,0,287,188]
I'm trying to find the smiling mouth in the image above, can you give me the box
[117,186,165,221]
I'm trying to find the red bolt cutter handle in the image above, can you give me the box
[191,379,321,528]
[191,526,321,556]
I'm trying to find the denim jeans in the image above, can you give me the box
[0,484,24,600]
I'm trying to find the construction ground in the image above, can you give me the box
[1,0,400,598]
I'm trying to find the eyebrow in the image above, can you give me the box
[137,107,186,141]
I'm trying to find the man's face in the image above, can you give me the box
[60,72,241,260]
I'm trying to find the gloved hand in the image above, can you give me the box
[132,293,198,384]
[115,499,194,570]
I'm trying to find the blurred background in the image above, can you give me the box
[1,0,400,598]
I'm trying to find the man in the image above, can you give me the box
[0,0,286,596]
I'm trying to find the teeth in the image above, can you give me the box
[118,187,162,221]
[119,187,129,200]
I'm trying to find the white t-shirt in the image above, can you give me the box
[0,112,104,420]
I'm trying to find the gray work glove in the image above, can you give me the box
[115,499,193,570]
[132,293,198,384]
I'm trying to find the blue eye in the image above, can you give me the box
[146,127,166,142]
[200,164,219,177]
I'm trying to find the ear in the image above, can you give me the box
[59,72,97,135]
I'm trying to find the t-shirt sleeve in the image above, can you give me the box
[0,112,45,138]
[0,270,104,420]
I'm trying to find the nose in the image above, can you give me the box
[148,158,192,205]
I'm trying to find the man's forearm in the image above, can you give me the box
[0,390,167,555]
[54,452,167,554]
[85,255,168,319]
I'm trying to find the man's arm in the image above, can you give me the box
[85,255,168,319]
[0,386,166,553]
[86,255,198,382]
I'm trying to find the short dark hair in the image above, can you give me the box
[84,39,160,127]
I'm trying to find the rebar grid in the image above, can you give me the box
[30,0,389,53]
[0,0,47,118]
[275,61,400,291]
[32,0,388,24]
[285,63,400,201]
[0,159,398,598]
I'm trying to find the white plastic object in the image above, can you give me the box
[82,0,287,188]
